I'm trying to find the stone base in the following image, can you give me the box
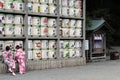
[0,57,86,73]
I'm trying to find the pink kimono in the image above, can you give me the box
[2,50,16,70]
[15,49,26,74]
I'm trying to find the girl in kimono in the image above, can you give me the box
[2,46,16,76]
[15,45,26,74]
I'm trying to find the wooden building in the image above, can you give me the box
[86,18,113,61]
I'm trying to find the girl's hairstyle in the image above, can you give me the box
[16,45,20,49]
[6,46,10,51]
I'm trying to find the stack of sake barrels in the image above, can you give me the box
[0,0,24,11]
[0,40,23,53]
[28,40,56,60]
[60,40,82,58]
[60,0,82,17]
[27,0,57,15]
[60,19,82,37]
[28,16,57,37]
[0,13,24,37]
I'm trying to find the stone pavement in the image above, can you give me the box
[0,60,120,80]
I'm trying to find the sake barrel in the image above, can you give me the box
[48,18,56,27]
[5,14,14,24]
[13,0,24,11]
[14,15,23,24]
[40,17,48,26]
[42,49,48,59]
[0,41,4,51]
[32,16,40,25]
[0,24,5,36]
[41,40,49,49]
[41,27,48,37]
[14,24,23,36]
[33,40,42,50]
[33,50,42,60]
[28,40,33,50]
[4,0,14,10]
[0,14,5,23]
[4,40,14,50]
[5,24,14,36]
[49,40,56,49]
[14,41,23,49]
[48,28,56,37]
[32,3,40,13]
[40,4,48,14]
[28,50,33,59]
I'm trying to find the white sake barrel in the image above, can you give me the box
[62,28,69,37]
[69,0,75,7]
[69,19,76,28]
[69,7,75,17]
[28,40,33,50]
[33,50,42,60]
[31,25,40,36]
[32,17,40,25]
[4,0,14,10]
[14,41,23,48]
[14,15,23,24]
[74,0,82,8]
[14,25,23,36]
[48,28,56,37]
[27,3,33,12]
[40,17,48,26]
[28,50,33,59]
[48,49,55,58]
[49,40,56,49]
[28,25,32,36]
[60,49,64,57]
[5,24,14,36]
[0,0,4,9]
[5,14,14,24]
[69,49,75,57]
[69,40,75,48]
[32,3,40,13]
[48,0,56,4]
[62,19,70,28]
[63,49,69,57]
[41,27,48,37]
[4,40,14,50]
[40,0,48,4]
[62,0,68,6]
[64,40,69,48]
[75,28,82,37]
[75,48,82,57]
[40,4,48,14]
[76,20,82,28]
[48,5,56,14]
[0,14,5,23]
[75,8,82,17]
[75,40,82,48]
[60,40,64,49]
[0,24,5,35]
[13,0,24,11]
[62,7,69,16]
[48,18,56,27]
[0,41,4,51]
[41,40,48,49]
[42,49,48,59]
[33,40,41,50]
[28,16,32,25]
[69,28,75,37]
